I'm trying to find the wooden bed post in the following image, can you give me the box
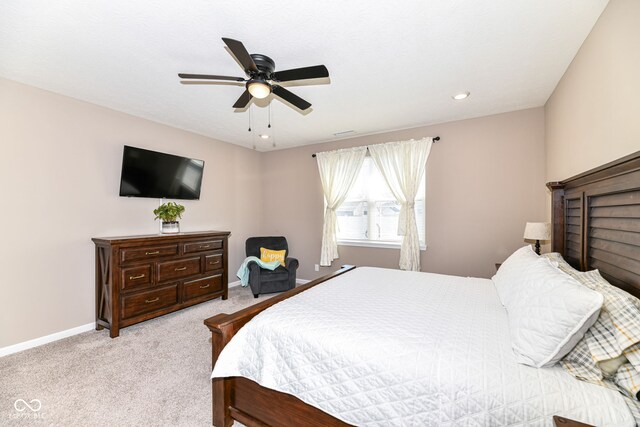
[546,182,565,254]
[206,313,234,427]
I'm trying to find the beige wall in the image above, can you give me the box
[261,108,547,281]
[546,0,640,182]
[0,78,263,348]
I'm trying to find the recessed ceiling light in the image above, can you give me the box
[452,92,470,100]
[259,134,270,139]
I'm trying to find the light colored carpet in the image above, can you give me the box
[0,286,272,426]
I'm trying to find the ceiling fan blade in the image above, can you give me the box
[233,90,253,109]
[272,85,311,110]
[222,38,258,73]
[178,73,245,81]
[273,65,329,82]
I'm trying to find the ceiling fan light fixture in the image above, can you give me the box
[247,79,271,99]
[180,38,327,110]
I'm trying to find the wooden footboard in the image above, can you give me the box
[203,265,356,427]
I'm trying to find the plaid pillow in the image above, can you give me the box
[622,394,640,424]
[616,362,640,399]
[559,267,640,401]
[541,252,581,279]
[578,270,640,360]
[560,338,603,383]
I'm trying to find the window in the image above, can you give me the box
[336,157,425,248]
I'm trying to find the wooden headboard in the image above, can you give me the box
[547,150,640,299]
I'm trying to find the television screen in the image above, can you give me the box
[119,146,205,200]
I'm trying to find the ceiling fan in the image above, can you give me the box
[178,38,329,111]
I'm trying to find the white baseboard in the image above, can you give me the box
[0,322,95,358]
[2,279,312,358]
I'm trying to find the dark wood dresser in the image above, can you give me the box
[92,230,231,337]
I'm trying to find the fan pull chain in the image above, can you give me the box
[271,106,276,148]
[249,105,256,150]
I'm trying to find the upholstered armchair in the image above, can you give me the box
[246,236,299,298]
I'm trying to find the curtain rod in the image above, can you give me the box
[311,136,440,158]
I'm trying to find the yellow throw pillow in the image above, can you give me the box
[260,247,286,267]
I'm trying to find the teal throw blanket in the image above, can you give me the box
[236,256,281,287]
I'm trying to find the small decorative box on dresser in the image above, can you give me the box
[92,231,231,338]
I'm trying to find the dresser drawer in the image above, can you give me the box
[122,264,152,290]
[121,285,178,319]
[184,239,224,254]
[157,257,201,282]
[183,274,223,301]
[205,253,224,271]
[120,244,178,263]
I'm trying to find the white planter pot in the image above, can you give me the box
[161,221,180,234]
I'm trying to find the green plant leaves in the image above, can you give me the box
[153,202,185,222]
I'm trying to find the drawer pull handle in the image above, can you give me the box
[174,267,187,271]
[129,274,146,280]
[209,260,220,265]
[145,251,160,255]
[199,284,210,289]
[200,245,210,249]
[145,297,160,304]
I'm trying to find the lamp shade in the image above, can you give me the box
[523,222,551,241]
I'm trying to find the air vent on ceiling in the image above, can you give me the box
[333,130,356,137]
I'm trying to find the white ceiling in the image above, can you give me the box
[0,1,608,151]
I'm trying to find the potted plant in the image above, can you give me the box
[153,202,185,234]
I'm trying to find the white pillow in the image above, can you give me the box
[492,245,539,306]
[505,257,603,368]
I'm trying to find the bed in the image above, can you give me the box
[204,150,640,427]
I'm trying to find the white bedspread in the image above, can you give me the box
[212,267,634,426]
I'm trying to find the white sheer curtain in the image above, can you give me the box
[316,146,367,266]
[368,137,433,271]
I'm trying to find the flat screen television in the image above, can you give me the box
[119,145,205,200]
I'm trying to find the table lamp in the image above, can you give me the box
[523,222,551,255]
